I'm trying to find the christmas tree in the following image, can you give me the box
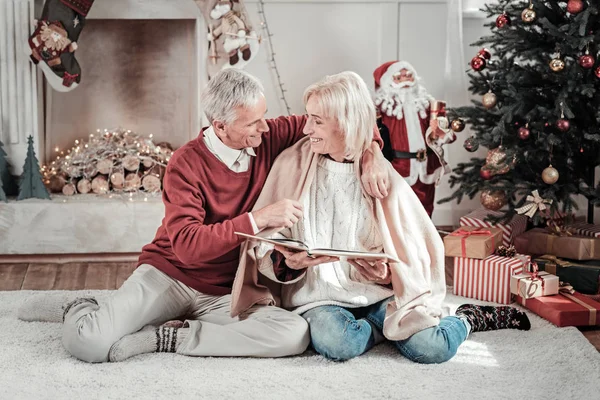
[0,139,17,196]
[440,0,600,224]
[18,136,50,200]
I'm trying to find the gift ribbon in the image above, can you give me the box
[515,190,553,218]
[449,228,494,257]
[537,254,590,269]
[517,262,546,298]
[560,292,597,325]
[545,235,556,255]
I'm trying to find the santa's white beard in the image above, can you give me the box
[374,84,432,120]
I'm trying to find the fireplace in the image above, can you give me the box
[0,0,207,257]
[44,19,200,162]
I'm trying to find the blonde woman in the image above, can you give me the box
[231,71,530,363]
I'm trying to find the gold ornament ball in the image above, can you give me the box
[549,58,565,72]
[450,119,465,132]
[521,7,536,23]
[480,189,507,211]
[482,92,497,109]
[542,165,559,184]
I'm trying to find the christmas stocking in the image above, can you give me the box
[26,0,95,92]
[194,0,260,79]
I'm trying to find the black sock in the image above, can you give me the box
[456,304,531,332]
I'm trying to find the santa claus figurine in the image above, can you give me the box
[373,60,456,216]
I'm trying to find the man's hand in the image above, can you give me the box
[253,199,303,230]
[360,142,390,199]
[274,246,338,270]
[349,258,390,282]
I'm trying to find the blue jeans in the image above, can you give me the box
[302,297,468,364]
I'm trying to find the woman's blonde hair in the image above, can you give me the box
[303,71,375,161]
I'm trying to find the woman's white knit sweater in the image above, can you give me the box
[280,156,393,314]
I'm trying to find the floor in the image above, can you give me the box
[1,260,599,352]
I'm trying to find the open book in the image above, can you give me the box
[235,232,400,263]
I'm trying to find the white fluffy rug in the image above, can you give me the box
[1,290,599,400]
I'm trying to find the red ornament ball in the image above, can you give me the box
[567,0,584,14]
[480,167,493,180]
[595,66,600,79]
[478,48,492,60]
[518,127,530,140]
[496,13,511,28]
[463,137,479,152]
[471,56,486,71]
[579,54,595,69]
[557,119,570,132]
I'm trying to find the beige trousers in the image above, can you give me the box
[62,264,309,363]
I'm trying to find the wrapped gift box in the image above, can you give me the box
[565,222,600,238]
[510,271,559,299]
[516,291,600,327]
[459,209,528,247]
[444,227,503,259]
[525,228,600,261]
[453,254,529,304]
[514,230,536,255]
[534,255,600,295]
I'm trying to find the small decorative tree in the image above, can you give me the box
[0,140,17,196]
[17,136,51,201]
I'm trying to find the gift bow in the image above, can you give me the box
[518,261,546,298]
[515,190,553,218]
[449,228,494,257]
[546,220,574,237]
[558,282,575,294]
[526,261,545,286]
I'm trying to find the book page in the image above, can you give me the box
[309,249,400,263]
[235,232,308,251]
[236,232,400,263]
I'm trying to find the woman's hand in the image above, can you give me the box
[360,142,390,199]
[274,246,338,270]
[349,258,390,282]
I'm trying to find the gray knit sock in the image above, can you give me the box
[108,326,188,362]
[18,293,77,323]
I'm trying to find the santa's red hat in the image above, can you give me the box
[373,61,419,90]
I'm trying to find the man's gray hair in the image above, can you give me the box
[201,69,265,124]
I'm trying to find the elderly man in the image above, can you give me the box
[18,69,389,363]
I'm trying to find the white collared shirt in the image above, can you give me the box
[203,126,257,172]
[203,126,260,233]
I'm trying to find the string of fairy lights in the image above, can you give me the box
[41,128,173,198]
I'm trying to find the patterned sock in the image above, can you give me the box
[17,293,85,323]
[108,326,187,362]
[456,304,531,332]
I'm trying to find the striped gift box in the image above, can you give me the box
[565,222,600,238]
[453,254,529,304]
[459,209,528,247]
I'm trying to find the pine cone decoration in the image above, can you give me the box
[496,245,516,258]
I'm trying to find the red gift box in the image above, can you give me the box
[516,291,600,327]
[453,254,529,304]
[460,209,528,247]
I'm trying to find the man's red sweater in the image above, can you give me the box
[138,115,382,295]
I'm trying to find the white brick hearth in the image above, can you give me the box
[0,194,163,255]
